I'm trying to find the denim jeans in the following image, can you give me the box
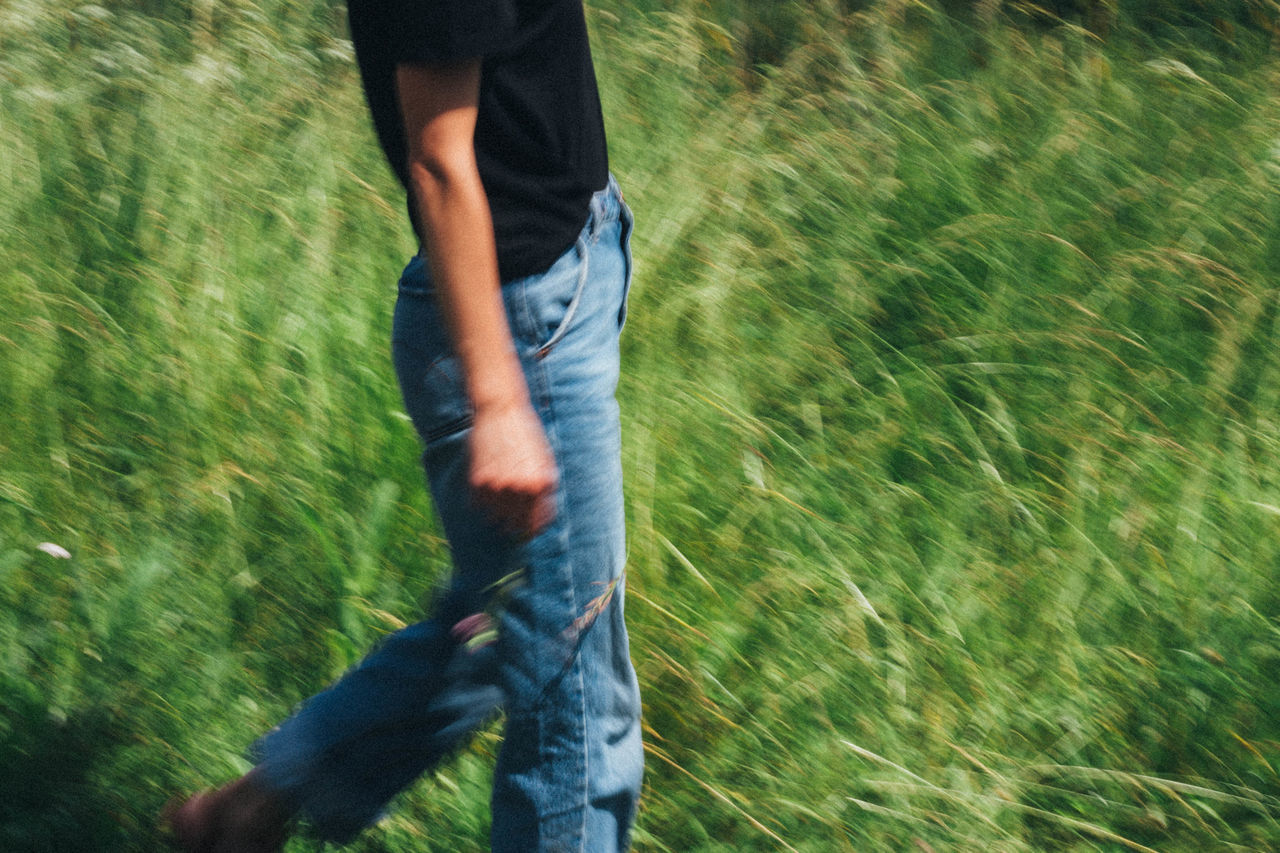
[251,177,643,851]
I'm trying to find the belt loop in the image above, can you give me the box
[592,186,605,230]
[587,174,623,242]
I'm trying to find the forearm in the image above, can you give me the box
[409,155,529,415]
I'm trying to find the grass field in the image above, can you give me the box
[2,0,1280,849]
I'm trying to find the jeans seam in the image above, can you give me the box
[525,347,591,852]
[574,632,589,853]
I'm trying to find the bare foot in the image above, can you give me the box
[165,770,292,853]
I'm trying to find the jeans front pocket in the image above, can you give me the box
[507,235,590,362]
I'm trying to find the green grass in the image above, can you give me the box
[2,0,1279,850]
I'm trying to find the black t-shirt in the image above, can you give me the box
[347,0,609,282]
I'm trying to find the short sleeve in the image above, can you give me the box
[388,0,518,63]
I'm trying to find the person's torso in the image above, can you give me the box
[348,0,609,282]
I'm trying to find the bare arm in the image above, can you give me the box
[396,59,556,536]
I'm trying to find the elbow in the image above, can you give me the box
[406,143,477,206]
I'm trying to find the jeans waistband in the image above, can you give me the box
[412,174,627,269]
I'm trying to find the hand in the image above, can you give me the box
[467,400,558,538]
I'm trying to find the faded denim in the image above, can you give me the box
[251,177,642,852]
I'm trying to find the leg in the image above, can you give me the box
[235,250,533,843]
[167,254,517,848]
[490,178,643,852]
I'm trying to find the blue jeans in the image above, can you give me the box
[251,177,643,851]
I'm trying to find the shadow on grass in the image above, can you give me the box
[0,676,141,852]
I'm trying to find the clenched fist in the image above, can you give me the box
[468,399,558,538]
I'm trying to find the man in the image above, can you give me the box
[168,0,643,849]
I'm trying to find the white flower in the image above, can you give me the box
[36,542,71,559]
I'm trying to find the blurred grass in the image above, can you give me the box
[2,0,1280,850]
